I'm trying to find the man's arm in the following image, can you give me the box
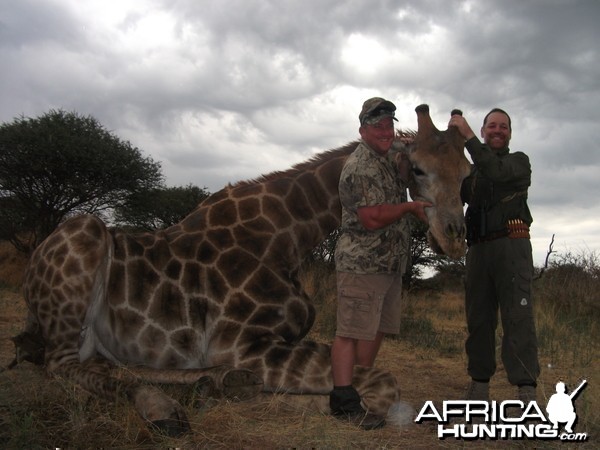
[357,201,431,231]
[465,137,531,183]
[448,114,530,183]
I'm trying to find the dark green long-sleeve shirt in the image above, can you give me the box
[461,137,533,239]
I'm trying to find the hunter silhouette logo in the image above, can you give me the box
[546,379,587,434]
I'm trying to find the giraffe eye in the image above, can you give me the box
[412,166,426,177]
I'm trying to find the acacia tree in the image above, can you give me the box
[113,184,211,231]
[0,110,163,252]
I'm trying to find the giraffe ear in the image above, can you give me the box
[391,139,413,154]
[393,131,416,154]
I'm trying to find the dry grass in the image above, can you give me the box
[0,244,598,449]
[0,241,27,289]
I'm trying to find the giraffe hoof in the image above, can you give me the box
[133,385,192,435]
[221,368,264,401]
[193,375,218,398]
[151,417,191,437]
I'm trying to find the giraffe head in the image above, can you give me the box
[406,104,471,259]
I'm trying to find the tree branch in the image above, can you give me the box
[535,234,555,279]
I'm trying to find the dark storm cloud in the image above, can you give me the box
[1,0,598,264]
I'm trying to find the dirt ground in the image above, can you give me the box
[0,286,596,449]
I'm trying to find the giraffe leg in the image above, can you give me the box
[6,312,45,370]
[240,338,404,422]
[22,215,196,435]
[209,365,264,400]
[117,365,264,401]
[46,352,192,437]
[353,366,415,427]
[352,365,401,416]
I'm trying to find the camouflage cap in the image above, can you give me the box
[359,97,398,125]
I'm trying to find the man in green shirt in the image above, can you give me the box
[330,97,430,429]
[449,108,540,404]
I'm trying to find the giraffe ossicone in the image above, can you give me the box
[16,105,469,434]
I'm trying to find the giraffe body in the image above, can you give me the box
[19,105,469,433]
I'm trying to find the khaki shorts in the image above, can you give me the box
[335,271,403,340]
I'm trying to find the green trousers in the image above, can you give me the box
[464,237,540,386]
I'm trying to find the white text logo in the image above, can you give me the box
[415,379,588,442]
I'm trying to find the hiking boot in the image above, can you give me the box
[333,409,386,430]
[510,385,540,424]
[465,380,490,401]
[330,385,385,430]
[518,385,537,404]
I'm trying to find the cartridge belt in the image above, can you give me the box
[507,219,530,239]
[469,219,530,245]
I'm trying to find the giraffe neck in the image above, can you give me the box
[176,144,356,271]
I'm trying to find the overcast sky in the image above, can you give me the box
[1,0,598,267]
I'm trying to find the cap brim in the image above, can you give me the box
[362,113,398,125]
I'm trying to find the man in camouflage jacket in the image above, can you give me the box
[329,97,430,429]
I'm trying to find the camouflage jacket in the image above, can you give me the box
[334,141,410,274]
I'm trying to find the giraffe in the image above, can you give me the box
[16,104,470,435]
[405,105,470,259]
